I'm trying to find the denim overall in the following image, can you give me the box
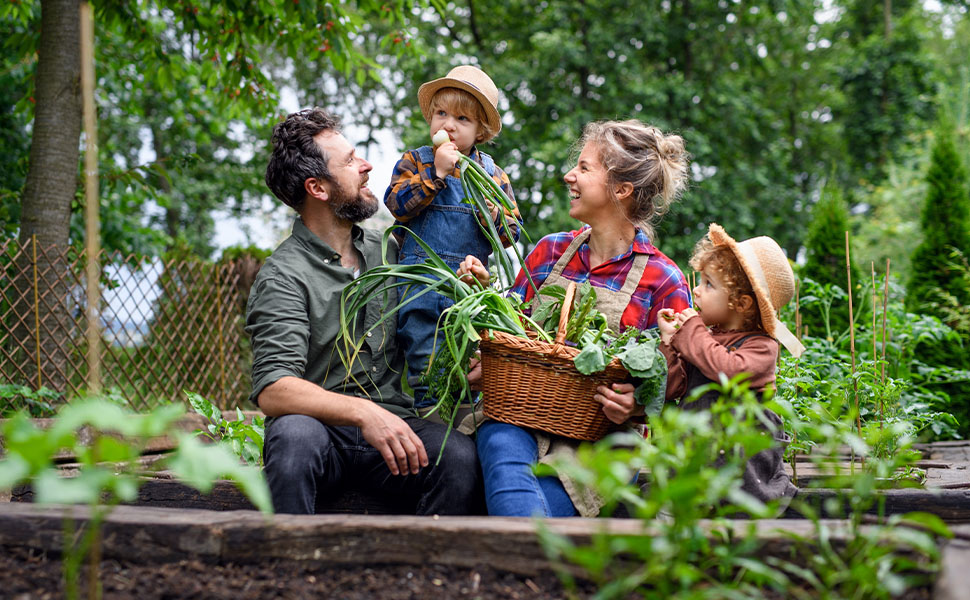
[397,145,496,408]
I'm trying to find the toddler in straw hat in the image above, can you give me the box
[384,65,522,411]
[657,223,804,502]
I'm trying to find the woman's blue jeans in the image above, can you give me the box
[476,421,578,517]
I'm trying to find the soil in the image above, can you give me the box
[1,545,937,600]
[0,545,594,600]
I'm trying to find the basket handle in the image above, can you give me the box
[554,281,577,345]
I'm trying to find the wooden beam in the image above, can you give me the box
[934,535,970,600]
[785,488,970,523]
[0,503,939,577]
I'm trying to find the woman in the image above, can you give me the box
[460,119,692,517]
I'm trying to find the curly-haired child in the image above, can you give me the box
[657,223,805,503]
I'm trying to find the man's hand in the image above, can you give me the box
[358,403,429,476]
[466,355,483,391]
[433,141,461,179]
[457,255,490,288]
[594,382,643,424]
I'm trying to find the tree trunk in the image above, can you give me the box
[14,0,82,395]
[19,0,81,248]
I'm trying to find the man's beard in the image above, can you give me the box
[331,182,379,223]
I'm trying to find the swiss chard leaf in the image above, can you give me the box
[574,344,608,375]
[616,336,660,377]
[632,351,668,414]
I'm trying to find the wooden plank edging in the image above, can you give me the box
[788,488,970,523]
[0,503,951,578]
[934,538,970,600]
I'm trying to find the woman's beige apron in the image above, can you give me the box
[461,228,650,516]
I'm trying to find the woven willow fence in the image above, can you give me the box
[1,238,262,413]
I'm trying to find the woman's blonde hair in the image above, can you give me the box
[429,88,497,143]
[579,120,689,240]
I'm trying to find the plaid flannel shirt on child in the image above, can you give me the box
[385,146,521,247]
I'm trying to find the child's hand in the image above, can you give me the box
[657,308,678,345]
[433,140,461,179]
[676,308,698,324]
[457,255,489,288]
[486,200,499,221]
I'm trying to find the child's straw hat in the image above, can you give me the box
[708,223,805,357]
[418,65,502,135]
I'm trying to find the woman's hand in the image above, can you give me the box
[657,308,678,345]
[595,382,643,424]
[457,255,490,288]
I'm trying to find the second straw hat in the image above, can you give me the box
[707,223,805,357]
[417,65,502,135]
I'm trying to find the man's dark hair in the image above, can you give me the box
[265,108,342,211]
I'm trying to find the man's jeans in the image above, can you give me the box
[263,414,482,515]
[476,421,578,517]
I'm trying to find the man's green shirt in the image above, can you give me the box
[246,218,414,417]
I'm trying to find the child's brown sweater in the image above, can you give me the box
[660,315,779,402]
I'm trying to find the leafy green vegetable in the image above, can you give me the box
[186,391,265,467]
[573,344,608,375]
[615,335,659,376]
[339,229,669,429]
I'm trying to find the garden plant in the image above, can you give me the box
[0,394,272,600]
[538,376,953,599]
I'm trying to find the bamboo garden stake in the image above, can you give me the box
[81,1,102,395]
[872,261,882,430]
[846,232,862,469]
[81,5,104,599]
[882,259,891,386]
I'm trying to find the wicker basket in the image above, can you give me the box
[478,281,628,441]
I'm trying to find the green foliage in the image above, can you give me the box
[928,248,970,335]
[796,278,849,342]
[0,384,59,417]
[324,0,958,265]
[538,376,948,599]
[801,180,860,337]
[804,181,858,291]
[2,0,422,256]
[907,126,970,314]
[186,391,265,466]
[838,4,935,181]
[0,5,32,240]
[852,133,931,277]
[0,396,272,510]
[782,273,965,444]
[538,378,780,598]
[0,394,272,599]
[218,244,272,263]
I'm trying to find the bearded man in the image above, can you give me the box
[248,108,481,515]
